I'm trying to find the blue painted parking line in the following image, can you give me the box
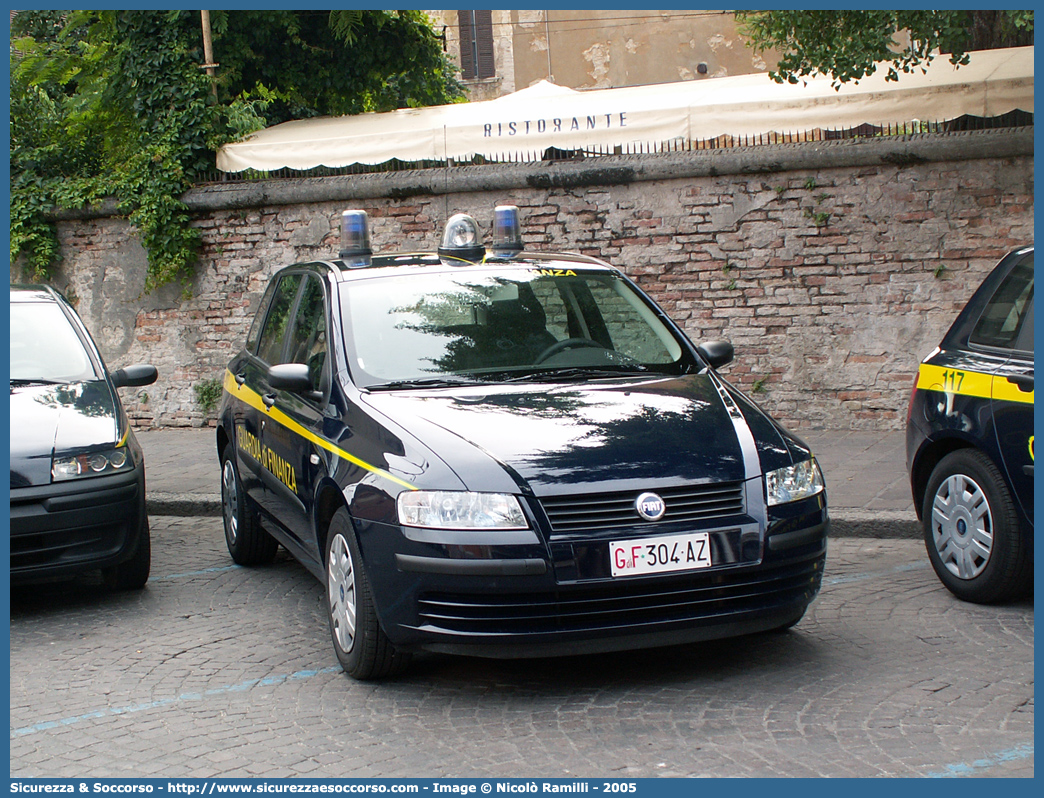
[152,565,241,581]
[825,561,929,586]
[10,666,342,739]
[924,742,1033,777]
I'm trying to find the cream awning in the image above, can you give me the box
[216,46,1033,173]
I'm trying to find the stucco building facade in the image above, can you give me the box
[427,10,777,100]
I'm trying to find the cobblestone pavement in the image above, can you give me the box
[10,516,1033,779]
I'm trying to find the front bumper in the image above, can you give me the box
[9,466,148,582]
[357,496,828,657]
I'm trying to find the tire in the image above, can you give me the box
[103,518,151,590]
[922,449,1032,604]
[221,444,278,566]
[325,508,410,680]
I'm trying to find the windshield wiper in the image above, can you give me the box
[10,378,67,386]
[496,366,652,383]
[367,376,490,392]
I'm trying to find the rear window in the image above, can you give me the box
[969,255,1034,351]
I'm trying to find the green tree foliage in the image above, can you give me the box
[737,10,1033,87]
[10,10,463,290]
[212,10,463,120]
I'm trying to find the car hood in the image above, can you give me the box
[10,381,119,488]
[362,373,795,495]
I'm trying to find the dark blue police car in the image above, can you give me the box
[217,206,828,679]
[907,246,1033,604]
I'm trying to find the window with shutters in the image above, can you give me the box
[458,10,495,80]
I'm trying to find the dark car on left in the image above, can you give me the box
[10,285,158,589]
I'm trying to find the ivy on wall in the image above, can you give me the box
[11,12,207,290]
[10,10,463,291]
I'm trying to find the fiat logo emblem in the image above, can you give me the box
[635,492,666,521]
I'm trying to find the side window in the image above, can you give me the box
[1014,297,1034,355]
[246,281,278,354]
[970,255,1034,352]
[584,278,678,364]
[256,275,303,365]
[530,280,571,340]
[284,276,328,392]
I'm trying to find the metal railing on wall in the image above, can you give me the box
[194,110,1032,186]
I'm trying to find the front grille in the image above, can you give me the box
[9,479,140,573]
[10,522,126,571]
[539,482,745,538]
[416,554,822,636]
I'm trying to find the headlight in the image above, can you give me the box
[397,491,528,530]
[765,458,825,506]
[52,445,133,481]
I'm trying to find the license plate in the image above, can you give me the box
[610,531,712,577]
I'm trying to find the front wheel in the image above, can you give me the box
[221,444,278,566]
[103,518,151,590]
[326,508,410,680]
[923,449,1031,604]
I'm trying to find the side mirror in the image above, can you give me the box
[696,340,734,370]
[110,364,158,388]
[268,363,323,401]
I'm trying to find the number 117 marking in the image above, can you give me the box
[942,369,966,392]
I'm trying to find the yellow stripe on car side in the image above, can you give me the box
[223,370,418,491]
[991,373,1035,405]
[917,363,1034,405]
[917,363,993,400]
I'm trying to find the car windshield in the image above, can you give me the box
[10,300,98,383]
[340,266,692,388]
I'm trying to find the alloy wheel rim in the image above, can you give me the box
[222,460,238,544]
[327,534,357,654]
[931,473,993,580]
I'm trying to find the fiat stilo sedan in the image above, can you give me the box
[217,207,828,679]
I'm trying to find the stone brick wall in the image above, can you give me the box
[18,129,1033,431]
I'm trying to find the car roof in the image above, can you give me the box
[10,284,63,303]
[302,250,618,284]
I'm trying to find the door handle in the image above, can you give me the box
[235,373,246,386]
[263,393,276,408]
[1006,375,1034,392]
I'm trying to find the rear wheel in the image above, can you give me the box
[923,449,1031,603]
[221,444,278,565]
[326,508,410,680]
